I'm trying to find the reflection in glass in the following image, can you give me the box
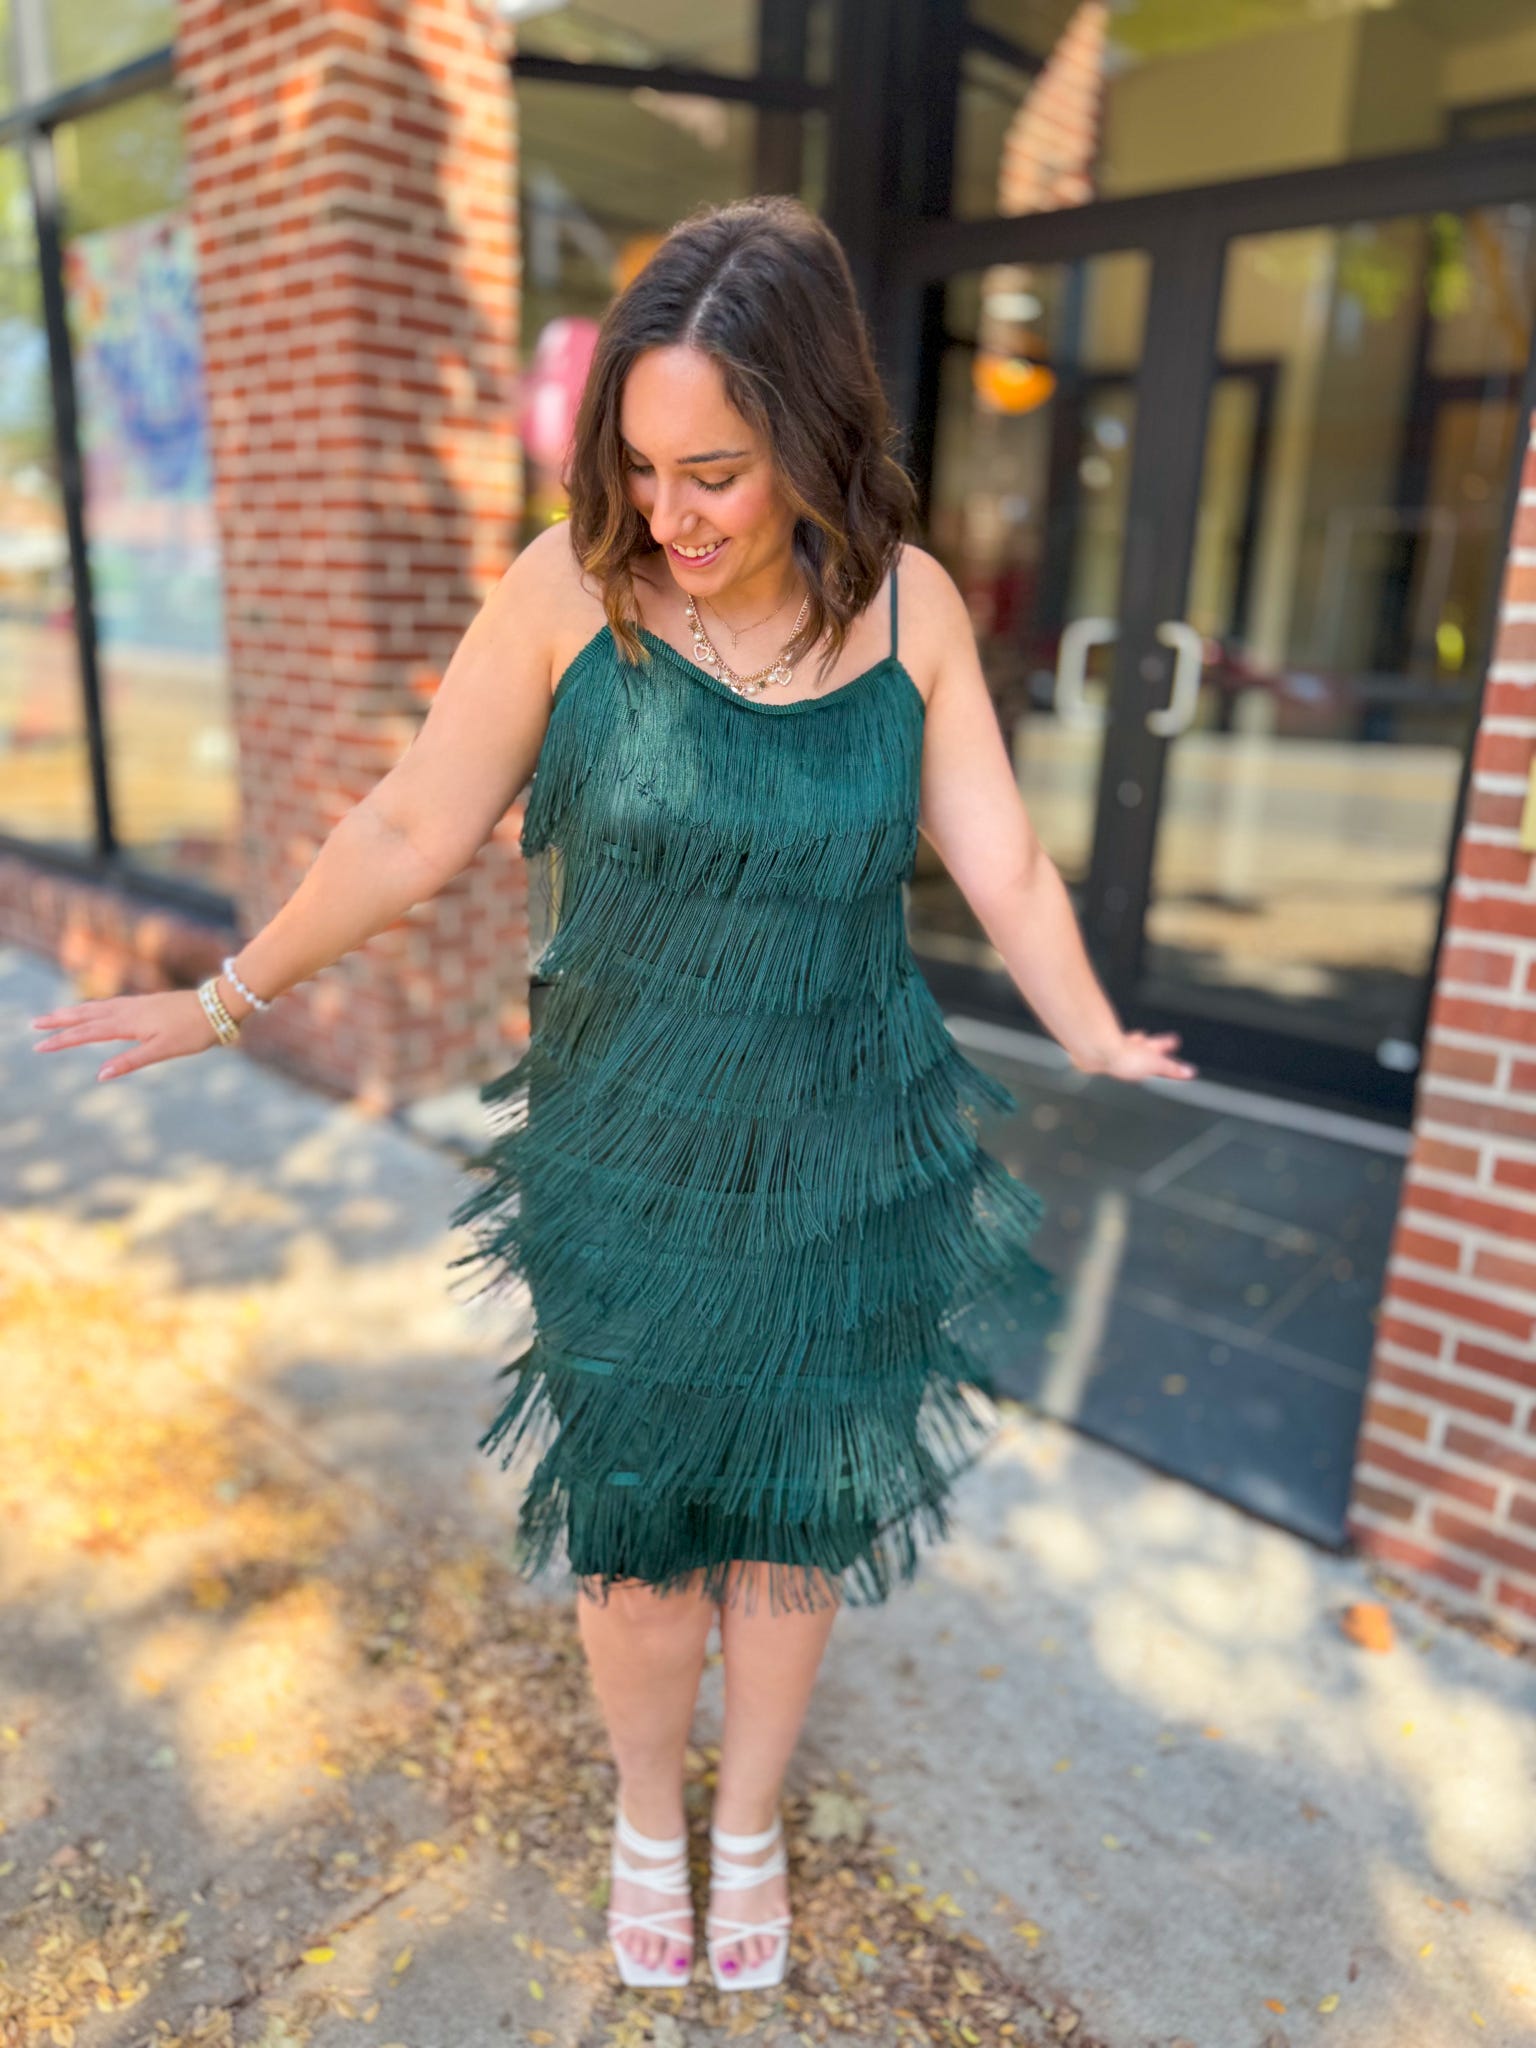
[955,3,1536,220]
[515,0,836,84]
[0,144,93,851]
[516,75,826,539]
[912,251,1148,966]
[44,0,175,98]
[1146,205,1536,1055]
[58,90,237,892]
[952,38,1037,222]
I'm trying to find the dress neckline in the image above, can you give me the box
[624,623,924,718]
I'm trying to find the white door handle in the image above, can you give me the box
[1146,620,1204,737]
[1055,616,1115,730]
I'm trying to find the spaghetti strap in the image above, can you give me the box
[889,561,899,662]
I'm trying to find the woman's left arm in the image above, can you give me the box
[911,553,1196,1086]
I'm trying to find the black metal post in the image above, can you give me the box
[13,0,115,858]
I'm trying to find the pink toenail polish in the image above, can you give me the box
[723,1957,738,1972]
[672,1956,687,1970]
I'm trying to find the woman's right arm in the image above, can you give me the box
[30,524,568,1081]
[211,524,567,1014]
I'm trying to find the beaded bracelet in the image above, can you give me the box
[222,955,273,1013]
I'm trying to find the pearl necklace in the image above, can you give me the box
[684,588,811,698]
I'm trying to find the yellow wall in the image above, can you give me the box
[1099,17,1363,196]
[1444,19,1536,106]
[1348,11,1441,158]
[1097,5,1536,200]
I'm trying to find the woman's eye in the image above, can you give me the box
[624,463,734,493]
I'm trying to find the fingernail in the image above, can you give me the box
[98,1067,113,1082]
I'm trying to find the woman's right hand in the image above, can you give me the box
[1074,1029,1197,1084]
[30,988,228,1083]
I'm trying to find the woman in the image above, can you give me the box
[30,195,1195,1995]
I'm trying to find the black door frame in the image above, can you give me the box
[875,132,1536,1124]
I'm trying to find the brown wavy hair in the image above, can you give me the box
[562,194,919,689]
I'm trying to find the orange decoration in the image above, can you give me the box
[973,352,1057,414]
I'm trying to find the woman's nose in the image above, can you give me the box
[646,482,701,542]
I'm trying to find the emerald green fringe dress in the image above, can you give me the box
[449,562,1061,1615]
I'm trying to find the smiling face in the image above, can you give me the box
[619,344,798,600]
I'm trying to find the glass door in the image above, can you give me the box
[1124,202,1536,1107]
[907,248,1150,977]
[902,175,1536,1120]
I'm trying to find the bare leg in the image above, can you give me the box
[710,1565,842,1977]
[576,1572,717,1975]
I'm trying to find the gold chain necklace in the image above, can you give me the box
[684,588,811,698]
[701,589,787,645]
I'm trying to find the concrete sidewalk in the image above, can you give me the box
[2,943,1532,2048]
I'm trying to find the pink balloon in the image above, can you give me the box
[521,316,600,469]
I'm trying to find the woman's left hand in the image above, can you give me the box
[1075,1030,1197,1084]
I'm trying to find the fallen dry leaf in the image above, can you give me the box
[803,1787,870,1845]
[1340,1600,1396,1654]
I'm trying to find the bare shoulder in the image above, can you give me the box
[497,520,610,701]
[892,542,972,707]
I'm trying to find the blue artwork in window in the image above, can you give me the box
[66,208,225,659]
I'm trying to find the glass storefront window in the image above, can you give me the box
[1144,202,1536,1052]
[516,74,828,536]
[55,88,238,893]
[957,1,1536,219]
[512,0,837,85]
[911,250,1149,968]
[44,0,175,99]
[0,143,94,852]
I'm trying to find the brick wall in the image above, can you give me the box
[0,856,235,999]
[169,0,528,1109]
[1350,418,1536,1640]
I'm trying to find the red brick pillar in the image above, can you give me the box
[1349,418,1536,1641]
[996,0,1107,216]
[176,0,526,1108]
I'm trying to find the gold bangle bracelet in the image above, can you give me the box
[197,977,241,1047]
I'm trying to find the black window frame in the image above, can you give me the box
[0,8,229,922]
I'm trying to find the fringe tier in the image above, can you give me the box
[450,628,1063,1614]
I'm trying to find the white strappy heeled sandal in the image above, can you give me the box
[606,1806,695,1987]
[706,1814,792,1991]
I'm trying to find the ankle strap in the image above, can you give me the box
[617,1807,687,1859]
[710,1816,782,1854]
